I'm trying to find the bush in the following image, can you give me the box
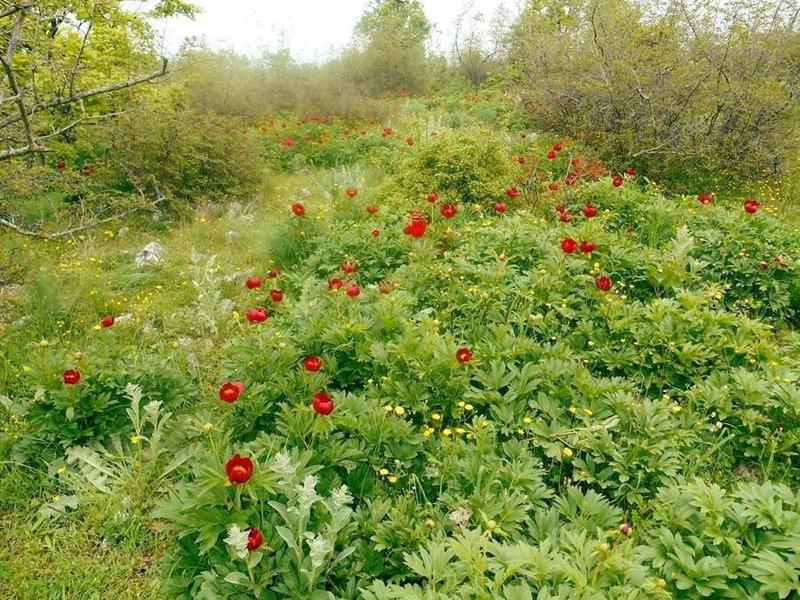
[387,128,517,203]
[98,88,264,205]
[6,339,195,461]
[506,0,800,188]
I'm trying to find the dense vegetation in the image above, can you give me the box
[1,1,799,598]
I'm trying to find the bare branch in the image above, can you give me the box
[0,58,169,133]
[36,118,84,141]
[66,2,97,99]
[0,1,34,20]
[0,143,49,159]
[0,6,40,161]
[0,193,164,240]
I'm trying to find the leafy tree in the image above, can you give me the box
[353,0,432,94]
[0,0,196,163]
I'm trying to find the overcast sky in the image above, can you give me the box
[143,0,516,62]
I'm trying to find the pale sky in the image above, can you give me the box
[142,0,518,62]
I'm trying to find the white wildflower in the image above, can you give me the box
[224,524,249,559]
[304,532,333,569]
[271,452,296,483]
[296,474,320,513]
[329,485,352,510]
[448,506,473,527]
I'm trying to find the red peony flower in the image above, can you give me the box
[406,137,414,146]
[580,240,597,253]
[612,175,624,187]
[270,289,283,303]
[329,278,344,290]
[291,202,305,217]
[625,167,637,177]
[555,204,566,214]
[345,187,358,198]
[619,523,633,536]
[246,277,262,289]
[698,193,714,204]
[583,204,597,218]
[341,261,356,274]
[744,199,760,214]
[553,142,563,152]
[517,156,526,164]
[494,202,507,214]
[565,173,578,185]
[280,138,295,147]
[383,127,393,136]
[366,205,379,215]
[312,392,335,415]
[371,229,380,237]
[546,150,557,160]
[506,187,520,198]
[63,369,80,385]
[596,275,612,291]
[427,192,438,203]
[440,203,457,218]
[225,454,254,484]
[305,356,322,372]
[549,181,561,192]
[100,315,115,328]
[246,527,263,551]
[268,267,281,279]
[56,161,66,170]
[456,347,473,364]
[346,283,361,297]
[403,216,427,238]
[559,212,571,223]
[561,238,578,253]
[246,308,268,323]
[219,381,244,403]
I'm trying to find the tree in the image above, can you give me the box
[0,0,196,163]
[353,0,432,94]
[505,0,800,186]
[453,1,507,87]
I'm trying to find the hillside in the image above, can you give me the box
[1,98,799,599]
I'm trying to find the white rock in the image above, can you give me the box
[135,242,165,267]
[0,284,23,297]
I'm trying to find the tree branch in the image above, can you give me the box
[0,58,169,132]
[0,6,41,161]
[0,1,34,20]
[0,191,165,240]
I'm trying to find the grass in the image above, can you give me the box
[0,510,165,600]
[0,168,348,596]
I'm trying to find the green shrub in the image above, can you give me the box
[387,128,517,203]
[98,88,264,205]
